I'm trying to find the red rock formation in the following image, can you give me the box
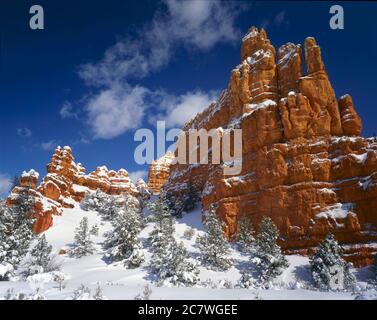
[147,151,175,194]
[6,170,62,233]
[7,146,143,233]
[159,27,377,266]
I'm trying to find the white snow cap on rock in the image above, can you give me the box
[21,169,40,179]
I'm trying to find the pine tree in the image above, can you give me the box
[166,193,184,218]
[26,234,55,275]
[81,189,110,212]
[0,188,35,278]
[98,197,121,221]
[149,196,198,286]
[103,208,145,268]
[150,223,199,286]
[149,196,175,275]
[252,217,289,285]
[123,194,146,228]
[72,284,91,300]
[166,241,199,286]
[136,179,151,211]
[149,193,174,228]
[93,284,106,300]
[69,217,95,258]
[235,215,255,253]
[196,206,232,271]
[373,254,377,281]
[310,233,356,291]
[238,269,254,289]
[183,183,199,212]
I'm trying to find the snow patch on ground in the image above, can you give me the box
[0,203,375,300]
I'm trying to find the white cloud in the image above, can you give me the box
[78,0,245,87]
[86,85,149,139]
[128,170,148,183]
[151,90,218,128]
[261,11,287,29]
[40,140,59,151]
[60,101,78,119]
[0,173,12,198]
[17,127,32,138]
[274,11,286,26]
[75,0,247,140]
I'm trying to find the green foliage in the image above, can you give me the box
[310,233,356,291]
[235,215,255,253]
[252,217,289,285]
[69,217,95,258]
[196,206,232,271]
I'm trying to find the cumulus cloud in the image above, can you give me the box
[0,173,12,198]
[128,170,148,183]
[60,101,78,119]
[86,85,149,139]
[40,140,59,151]
[79,0,245,87]
[76,0,247,139]
[17,127,32,138]
[261,11,287,29]
[273,11,286,26]
[151,90,218,128]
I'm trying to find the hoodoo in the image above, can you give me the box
[7,146,140,233]
[149,27,377,266]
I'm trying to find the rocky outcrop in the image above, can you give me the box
[6,170,61,233]
[147,151,175,194]
[161,27,377,266]
[7,146,143,233]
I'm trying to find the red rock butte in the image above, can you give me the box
[149,27,377,266]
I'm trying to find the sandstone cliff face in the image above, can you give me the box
[7,146,143,233]
[147,151,175,194]
[159,27,377,266]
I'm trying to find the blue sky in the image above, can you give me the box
[1,1,377,196]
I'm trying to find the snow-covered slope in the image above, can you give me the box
[0,203,376,300]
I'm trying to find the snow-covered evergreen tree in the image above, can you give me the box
[136,179,151,211]
[149,193,174,228]
[183,183,199,212]
[98,196,121,221]
[69,217,95,258]
[72,284,92,300]
[134,284,153,300]
[122,194,145,228]
[90,224,99,237]
[0,189,35,278]
[149,195,175,274]
[310,233,356,291]
[25,234,60,275]
[80,189,109,212]
[183,227,195,240]
[196,206,232,271]
[93,284,106,300]
[150,229,199,286]
[237,269,254,289]
[165,192,184,218]
[252,217,289,285]
[149,196,199,286]
[103,208,145,268]
[235,215,255,253]
[372,254,377,282]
